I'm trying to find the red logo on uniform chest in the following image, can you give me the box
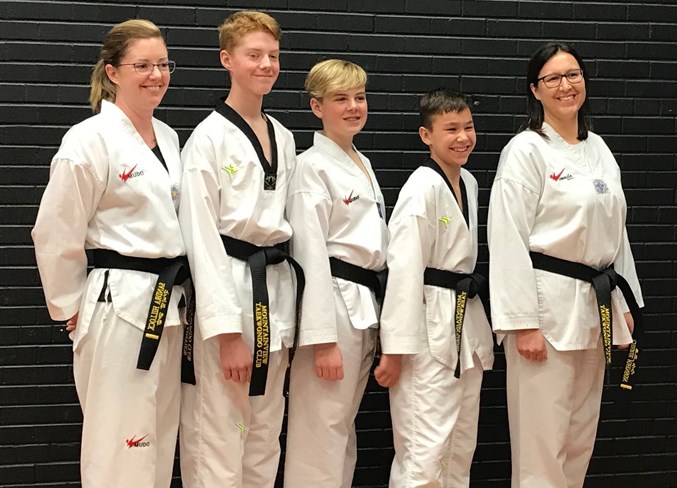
[549,168,565,181]
[549,168,572,181]
[119,164,144,182]
[119,164,137,182]
[343,190,360,206]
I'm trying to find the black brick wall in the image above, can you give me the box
[1,1,676,487]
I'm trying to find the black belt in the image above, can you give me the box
[209,235,304,396]
[329,257,388,304]
[530,252,642,390]
[92,249,189,371]
[423,267,489,378]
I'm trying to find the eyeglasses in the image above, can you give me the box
[116,60,176,75]
[537,69,584,88]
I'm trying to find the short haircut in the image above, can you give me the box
[523,41,591,141]
[419,88,471,130]
[304,59,367,100]
[218,10,281,52]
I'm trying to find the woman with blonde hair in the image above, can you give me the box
[32,19,188,487]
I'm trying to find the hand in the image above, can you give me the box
[618,311,635,350]
[314,342,344,381]
[66,312,79,332]
[374,354,403,388]
[218,333,252,383]
[515,329,547,361]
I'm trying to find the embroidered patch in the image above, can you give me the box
[439,215,451,229]
[264,174,277,190]
[222,163,238,179]
[593,179,609,194]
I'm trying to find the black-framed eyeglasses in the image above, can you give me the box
[537,69,584,88]
[116,60,176,75]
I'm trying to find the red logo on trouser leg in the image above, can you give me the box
[125,434,150,448]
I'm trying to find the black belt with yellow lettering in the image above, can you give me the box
[92,249,190,371]
[423,267,489,378]
[329,257,388,306]
[530,251,642,390]
[221,235,305,396]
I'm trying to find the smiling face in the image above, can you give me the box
[310,86,368,146]
[105,36,170,114]
[530,51,586,127]
[221,30,280,97]
[419,108,476,169]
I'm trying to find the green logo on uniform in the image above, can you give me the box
[222,164,238,179]
[439,216,451,229]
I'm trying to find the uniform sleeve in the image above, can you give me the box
[614,227,644,311]
[287,160,337,346]
[379,181,432,354]
[487,141,543,333]
[179,133,242,340]
[32,157,105,321]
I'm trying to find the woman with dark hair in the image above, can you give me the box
[32,20,187,487]
[487,42,643,487]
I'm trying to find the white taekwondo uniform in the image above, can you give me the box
[32,100,186,488]
[178,100,298,488]
[284,132,388,488]
[380,159,494,488]
[487,123,643,488]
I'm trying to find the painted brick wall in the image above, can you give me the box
[1,1,676,486]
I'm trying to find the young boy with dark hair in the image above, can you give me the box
[375,88,494,487]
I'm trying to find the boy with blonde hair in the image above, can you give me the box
[284,59,388,487]
[375,88,494,487]
[178,10,303,487]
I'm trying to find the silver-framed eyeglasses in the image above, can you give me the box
[117,60,176,75]
[537,69,584,88]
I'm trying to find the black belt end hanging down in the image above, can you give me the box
[137,258,190,371]
[181,283,197,385]
[619,340,639,391]
[423,268,489,379]
[218,236,304,397]
[91,249,190,372]
[529,252,643,391]
[248,245,305,397]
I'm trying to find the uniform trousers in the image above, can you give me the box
[504,334,605,488]
[388,349,483,488]
[180,322,288,488]
[73,302,182,488]
[284,319,377,487]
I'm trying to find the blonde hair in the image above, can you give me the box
[89,19,164,113]
[218,11,281,52]
[304,59,367,100]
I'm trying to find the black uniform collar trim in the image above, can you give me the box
[151,145,168,172]
[215,97,279,190]
[423,157,469,228]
